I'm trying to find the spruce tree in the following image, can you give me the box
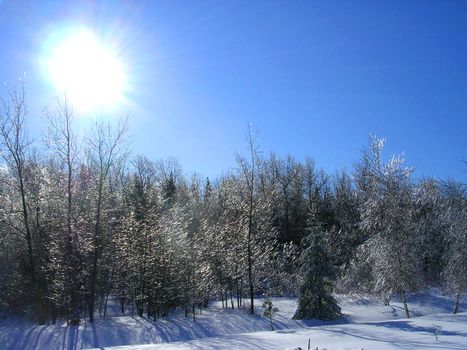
[293,214,341,320]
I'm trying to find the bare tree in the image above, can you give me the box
[86,118,128,322]
[236,125,260,315]
[271,154,303,243]
[43,96,81,323]
[0,85,46,323]
[441,181,467,314]
[357,136,421,317]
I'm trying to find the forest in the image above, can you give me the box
[0,87,465,326]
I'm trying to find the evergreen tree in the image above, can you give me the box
[262,295,279,330]
[293,214,341,320]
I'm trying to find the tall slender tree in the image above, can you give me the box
[0,85,47,323]
[86,118,128,322]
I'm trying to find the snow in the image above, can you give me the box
[338,289,464,322]
[0,289,465,350]
[90,313,467,350]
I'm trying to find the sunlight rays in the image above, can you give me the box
[41,26,129,113]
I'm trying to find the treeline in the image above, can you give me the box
[0,88,465,325]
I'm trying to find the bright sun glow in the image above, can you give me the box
[43,28,127,112]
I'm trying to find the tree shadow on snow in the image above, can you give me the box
[372,319,467,338]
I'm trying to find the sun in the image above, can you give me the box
[42,27,127,112]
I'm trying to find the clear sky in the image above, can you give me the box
[0,0,466,181]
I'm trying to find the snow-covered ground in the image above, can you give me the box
[93,312,467,350]
[0,289,465,350]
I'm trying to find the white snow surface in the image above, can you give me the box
[0,289,465,350]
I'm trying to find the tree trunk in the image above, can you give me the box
[453,291,461,314]
[18,166,45,324]
[120,298,125,315]
[89,179,104,323]
[103,278,112,319]
[236,278,241,309]
[229,283,234,309]
[402,291,410,318]
[247,201,254,315]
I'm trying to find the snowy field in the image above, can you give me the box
[93,313,467,350]
[0,290,465,350]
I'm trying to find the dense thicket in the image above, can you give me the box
[0,90,465,324]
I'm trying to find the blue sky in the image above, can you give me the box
[0,0,466,181]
